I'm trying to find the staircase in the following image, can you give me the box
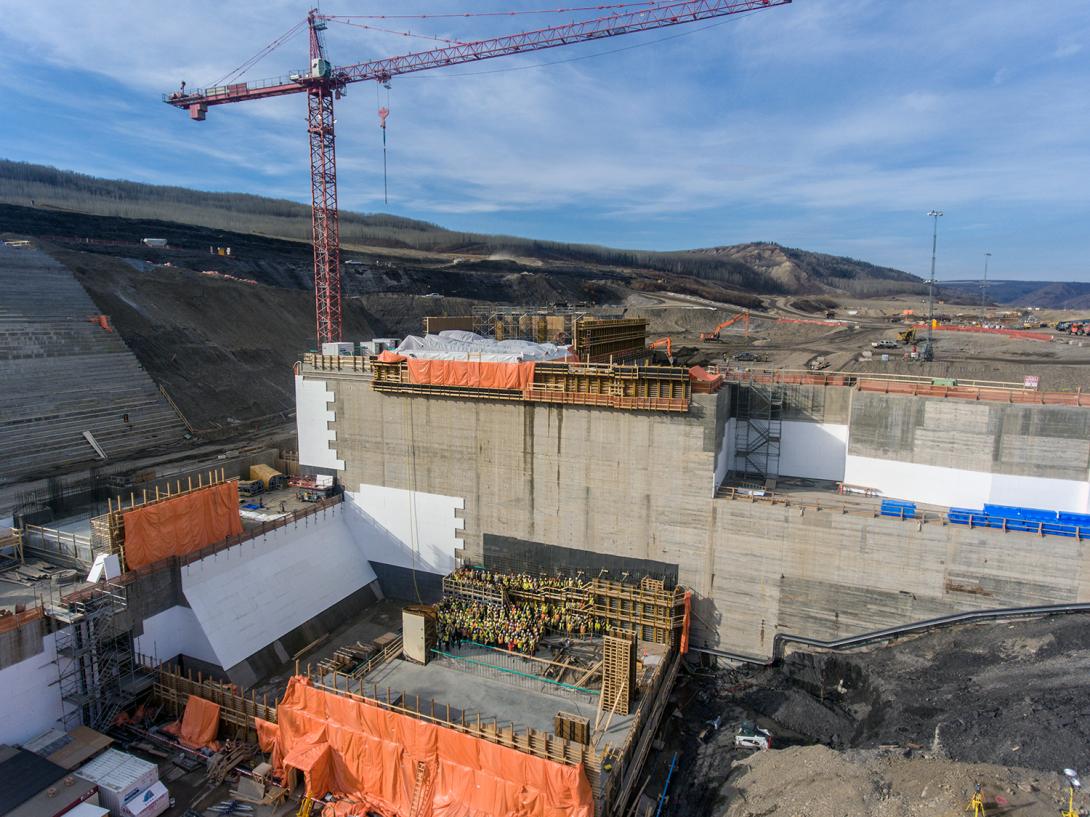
[733,383,784,486]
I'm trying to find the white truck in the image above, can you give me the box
[734,721,773,750]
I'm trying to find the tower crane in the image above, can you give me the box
[164,1,791,345]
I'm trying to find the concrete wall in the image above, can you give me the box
[327,376,721,603]
[711,495,1090,657]
[181,503,376,670]
[846,391,1090,511]
[778,421,848,482]
[295,374,345,470]
[0,628,70,745]
[134,606,218,667]
[343,484,464,576]
[313,372,1090,657]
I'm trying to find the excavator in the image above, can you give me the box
[648,337,674,363]
[897,328,917,344]
[700,312,750,341]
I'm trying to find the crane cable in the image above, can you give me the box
[209,19,306,88]
[325,18,472,46]
[376,82,391,205]
[326,3,666,21]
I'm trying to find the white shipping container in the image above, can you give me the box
[77,749,159,817]
[321,342,355,356]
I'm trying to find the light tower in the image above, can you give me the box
[982,252,991,309]
[923,209,943,362]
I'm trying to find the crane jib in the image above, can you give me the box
[161,0,791,345]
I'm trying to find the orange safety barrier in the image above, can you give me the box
[258,677,594,817]
[407,358,537,391]
[163,695,222,750]
[913,323,1053,342]
[688,366,725,393]
[123,482,243,569]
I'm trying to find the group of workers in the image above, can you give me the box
[436,598,546,656]
[437,568,606,656]
[448,566,584,595]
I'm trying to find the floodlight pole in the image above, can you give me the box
[982,252,991,309]
[925,210,943,359]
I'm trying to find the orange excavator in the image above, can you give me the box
[648,337,673,362]
[700,311,750,341]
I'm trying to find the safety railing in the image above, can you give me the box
[21,525,97,566]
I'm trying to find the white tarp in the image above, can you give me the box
[396,330,570,362]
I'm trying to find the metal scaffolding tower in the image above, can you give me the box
[52,582,152,731]
[733,383,784,486]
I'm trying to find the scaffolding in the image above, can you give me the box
[733,383,784,485]
[52,582,153,732]
[471,306,595,343]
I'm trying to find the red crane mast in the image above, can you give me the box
[165,0,791,345]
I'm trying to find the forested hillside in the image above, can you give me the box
[0,159,929,298]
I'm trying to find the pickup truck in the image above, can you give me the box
[871,339,899,349]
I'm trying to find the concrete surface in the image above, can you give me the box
[365,654,637,747]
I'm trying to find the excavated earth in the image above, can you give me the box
[667,615,1090,816]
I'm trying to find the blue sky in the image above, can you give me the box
[1,1,1088,281]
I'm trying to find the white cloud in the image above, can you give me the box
[2,0,1089,278]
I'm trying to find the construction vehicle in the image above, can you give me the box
[648,337,673,363]
[164,2,792,347]
[700,312,750,341]
[734,721,772,750]
[897,328,917,344]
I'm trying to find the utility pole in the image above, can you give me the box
[982,252,991,310]
[924,210,943,361]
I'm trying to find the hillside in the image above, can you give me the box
[0,159,926,299]
[941,279,1090,311]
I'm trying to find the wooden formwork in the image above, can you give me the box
[555,712,591,745]
[600,629,637,717]
[89,469,230,567]
[590,578,685,646]
[441,574,508,606]
[154,664,276,739]
[572,318,648,362]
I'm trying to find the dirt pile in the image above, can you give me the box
[721,745,1071,817]
[668,616,1090,817]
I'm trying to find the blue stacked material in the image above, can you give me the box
[880,499,917,519]
[948,504,1090,538]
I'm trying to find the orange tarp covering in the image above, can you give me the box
[407,358,536,391]
[377,350,408,363]
[163,695,221,750]
[680,590,692,655]
[260,677,593,817]
[123,481,243,569]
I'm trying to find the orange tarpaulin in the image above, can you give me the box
[407,358,536,391]
[162,695,221,750]
[259,677,593,817]
[122,481,243,569]
[377,350,408,363]
[679,590,692,655]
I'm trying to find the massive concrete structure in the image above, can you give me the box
[297,360,1090,658]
